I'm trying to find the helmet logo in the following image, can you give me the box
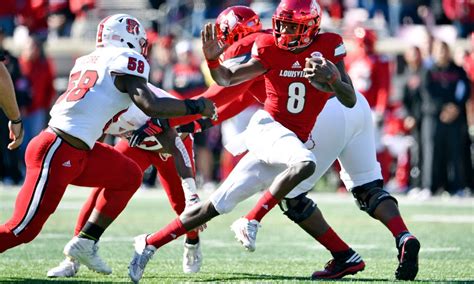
[126,19,140,35]
[222,10,239,32]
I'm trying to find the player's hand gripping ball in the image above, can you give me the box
[304,52,340,93]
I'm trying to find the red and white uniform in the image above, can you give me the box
[229,32,345,166]
[211,91,382,212]
[0,47,150,252]
[178,33,382,213]
[74,84,197,239]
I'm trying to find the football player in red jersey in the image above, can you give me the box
[128,3,361,283]
[128,3,419,282]
[0,13,216,274]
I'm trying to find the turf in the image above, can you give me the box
[0,185,473,283]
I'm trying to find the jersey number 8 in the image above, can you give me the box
[287,82,306,114]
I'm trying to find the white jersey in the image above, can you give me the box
[49,47,150,149]
[105,84,175,151]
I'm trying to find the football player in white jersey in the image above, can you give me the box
[47,84,205,277]
[0,13,216,275]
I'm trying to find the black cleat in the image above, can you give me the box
[395,232,420,280]
[311,249,365,280]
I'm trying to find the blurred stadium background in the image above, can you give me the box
[0,0,473,282]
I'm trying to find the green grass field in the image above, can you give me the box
[0,185,473,283]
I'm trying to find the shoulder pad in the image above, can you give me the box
[109,48,150,80]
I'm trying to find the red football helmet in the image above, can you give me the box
[216,6,262,46]
[272,0,322,50]
[354,27,377,54]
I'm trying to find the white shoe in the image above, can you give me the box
[128,234,156,284]
[64,236,112,275]
[182,242,202,273]
[47,257,80,277]
[230,218,260,252]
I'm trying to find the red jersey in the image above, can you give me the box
[252,32,346,141]
[169,31,267,127]
[346,53,391,114]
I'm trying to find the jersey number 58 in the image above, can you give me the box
[56,70,99,103]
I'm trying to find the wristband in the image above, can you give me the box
[184,99,205,115]
[10,118,22,124]
[206,59,220,69]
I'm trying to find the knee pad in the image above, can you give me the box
[351,179,398,217]
[278,193,317,223]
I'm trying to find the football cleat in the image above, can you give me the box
[182,241,202,273]
[312,249,365,279]
[395,232,420,280]
[128,234,156,284]
[64,236,112,275]
[230,218,260,252]
[47,257,80,277]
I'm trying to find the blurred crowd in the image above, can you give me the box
[0,0,473,199]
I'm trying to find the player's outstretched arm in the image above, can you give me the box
[115,74,217,119]
[201,23,266,86]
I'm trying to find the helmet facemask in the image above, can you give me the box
[272,16,319,50]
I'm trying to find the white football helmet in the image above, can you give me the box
[96,14,148,57]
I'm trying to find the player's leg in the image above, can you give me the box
[129,152,276,282]
[278,97,365,279]
[48,139,151,277]
[62,142,143,274]
[280,194,365,279]
[338,94,420,280]
[0,131,86,253]
[238,110,316,228]
[154,136,202,273]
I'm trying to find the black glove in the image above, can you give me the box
[129,118,169,147]
[176,118,214,133]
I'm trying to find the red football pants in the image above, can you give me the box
[74,136,197,239]
[0,130,142,253]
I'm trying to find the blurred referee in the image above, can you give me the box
[0,49,23,150]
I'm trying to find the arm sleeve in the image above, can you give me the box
[0,51,4,61]
[109,50,150,80]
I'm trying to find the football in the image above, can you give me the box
[305,59,333,92]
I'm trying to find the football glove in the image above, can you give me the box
[176,118,214,134]
[129,118,170,147]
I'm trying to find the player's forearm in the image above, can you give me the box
[209,65,233,86]
[331,80,356,108]
[0,63,21,121]
[156,129,194,178]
